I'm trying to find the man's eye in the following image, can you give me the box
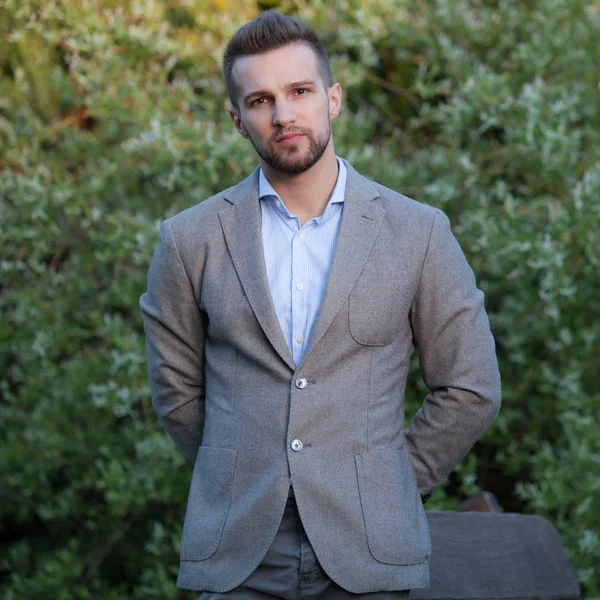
[251,97,268,106]
[295,88,309,95]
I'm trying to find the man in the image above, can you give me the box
[140,10,501,600]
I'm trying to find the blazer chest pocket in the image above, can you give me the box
[355,448,431,565]
[180,446,237,561]
[349,267,411,346]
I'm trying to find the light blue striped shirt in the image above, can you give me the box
[259,158,347,366]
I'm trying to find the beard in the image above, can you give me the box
[246,121,332,176]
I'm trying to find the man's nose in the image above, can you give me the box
[273,100,296,127]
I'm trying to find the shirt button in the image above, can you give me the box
[295,377,307,389]
[296,282,304,291]
[299,231,306,240]
[297,335,305,344]
[291,439,303,452]
[276,201,281,208]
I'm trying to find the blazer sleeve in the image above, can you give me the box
[405,209,501,500]
[139,219,206,463]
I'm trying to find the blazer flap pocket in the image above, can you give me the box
[355,447,431,565]
[181,446,237,561]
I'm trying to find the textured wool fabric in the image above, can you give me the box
[140,159,501,593]
[195,487,412,599]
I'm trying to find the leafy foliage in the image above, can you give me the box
[1,0,598,597]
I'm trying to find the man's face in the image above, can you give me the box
[229,42,342,176]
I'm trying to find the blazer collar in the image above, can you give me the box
[218,159,383,370]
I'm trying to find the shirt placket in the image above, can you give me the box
[290,223,312,365]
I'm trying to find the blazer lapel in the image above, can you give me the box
[302,161,384,362]
[218,169,296,371]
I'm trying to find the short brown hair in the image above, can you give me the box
[223,10,333,108]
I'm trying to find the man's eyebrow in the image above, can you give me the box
[243,80,317,104]
[287,79,317,89]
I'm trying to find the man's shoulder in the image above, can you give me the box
[166,169,258,236]
[374,182,447,246]
[373,181,438,219]
[346,161,440,224]
[169,184,234,226]
[357,172,443,235]
[167,185,232,228]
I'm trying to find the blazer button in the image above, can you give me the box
[295,377,307,389]
[291,439,303,452]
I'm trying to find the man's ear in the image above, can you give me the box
[229,107,249,139]
[328,82,342,121]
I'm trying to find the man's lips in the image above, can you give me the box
[275,133,306,145]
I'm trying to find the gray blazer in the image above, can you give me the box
[139,160,501,593]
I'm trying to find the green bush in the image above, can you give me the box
[1,0,598,597]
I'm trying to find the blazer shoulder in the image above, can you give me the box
[372,181,446,237]
[374,182,438,217]
[165,167,259,239]
[166,187,231,236]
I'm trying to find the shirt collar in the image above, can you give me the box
[258,157,347,206]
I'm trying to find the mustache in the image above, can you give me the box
[270,127,311,142]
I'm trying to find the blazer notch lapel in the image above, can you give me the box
[219,172,295,371]
[301,166,385,362]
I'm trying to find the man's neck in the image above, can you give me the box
[261,146,339,226]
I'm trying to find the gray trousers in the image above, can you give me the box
[196,487,411,600]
